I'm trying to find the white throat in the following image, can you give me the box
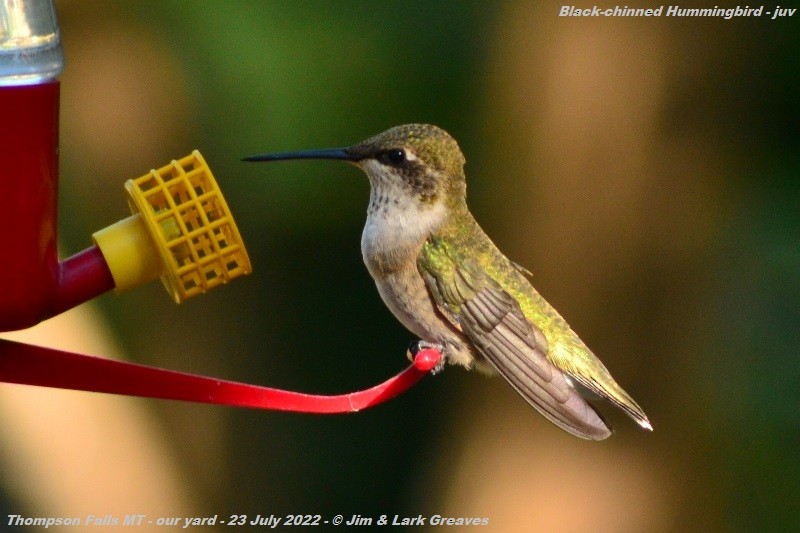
[359,162,447,273]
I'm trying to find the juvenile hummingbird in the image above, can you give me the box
[244,124,651,440]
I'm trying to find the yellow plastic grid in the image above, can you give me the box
[125,150,252,303]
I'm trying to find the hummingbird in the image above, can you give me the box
[244,124,651,440]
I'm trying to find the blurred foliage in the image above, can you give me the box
[3,1,797,531]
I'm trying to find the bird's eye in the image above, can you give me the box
[380,149,407,166]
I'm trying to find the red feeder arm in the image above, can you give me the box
[0,340,441,413]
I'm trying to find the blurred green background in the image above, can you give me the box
[1,1,798,531]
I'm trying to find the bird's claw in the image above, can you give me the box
[407,340,446,374]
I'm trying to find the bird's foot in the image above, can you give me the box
[407,340,446,375]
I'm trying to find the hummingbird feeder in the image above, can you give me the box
[0,0,439,413]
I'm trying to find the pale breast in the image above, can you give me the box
[360,191,447,274]
[371,265,483,370]
[358,188,481,368]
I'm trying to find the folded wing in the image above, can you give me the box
[419,243,612,440]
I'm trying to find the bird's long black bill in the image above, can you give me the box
[242,147,357,163]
